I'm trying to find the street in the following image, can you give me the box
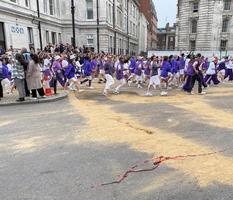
[0,84,233,200]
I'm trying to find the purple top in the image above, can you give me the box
[116,63,124,80]
[134,61,143,76]
[171,60,178,74]
[65,63,76,79]
[160,61,171,78]
[91,60,97,70]
[179,57,185,70]
[187,62,195,76]
[144,61,151,76]
[129,58,136,73]
[202,61,209,71]
[52,61,62,72]
[0,64,9,79]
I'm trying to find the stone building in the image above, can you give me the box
[138,0,158,51]
[0,0,148,55]
[176,0,233,51]
[157,23,176,51]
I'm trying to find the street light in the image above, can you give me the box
[36,0,43,50]
[71,0,76,48]
[96,0,100,53]
[113,0,116,54]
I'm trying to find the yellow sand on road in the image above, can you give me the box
[69,90,233,189]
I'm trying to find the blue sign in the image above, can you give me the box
[11,26,24,34]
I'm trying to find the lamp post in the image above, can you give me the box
[96,0,100,53]
[71,0,76,48]
[36,0,43,50]
[127,0,130,55]
[113,0,116,54]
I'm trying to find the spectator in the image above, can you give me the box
[11,54,26,102]
[26,54,46,99]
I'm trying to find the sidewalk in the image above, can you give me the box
[0,91,68,106]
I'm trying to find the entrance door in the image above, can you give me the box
[0,22,6,50]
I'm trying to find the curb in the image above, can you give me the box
[0,92,68,107]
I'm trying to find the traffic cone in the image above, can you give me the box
[44,75,53,96]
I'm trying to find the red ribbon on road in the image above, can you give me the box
[92,148,230,189]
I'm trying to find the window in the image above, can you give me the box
[220,40,227,51]
[193,2,199,12]
[222,18,229,32]
[49,0,55,15]
[57,0,60,16]
[25,0,30,7]
[87,35,94,45]
[51,32,57,44]
[86,0,94,19]
[224,0,231,10]
[58,33,62,43]
[43,0,47,13]
[190,40,196,51]
[27,27,34,47]
[109,36,113,53]
[191,20,197,33]
[46,31,49,44]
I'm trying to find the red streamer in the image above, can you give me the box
[92,149,229,189]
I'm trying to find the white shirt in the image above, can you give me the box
[185,58,190,71]
[206,62,217,75]
[226,61,233,69]
[62,60,69,69]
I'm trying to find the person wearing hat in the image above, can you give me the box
[204,56,220,86]
[64,54,81,91]
[51,55,65,94]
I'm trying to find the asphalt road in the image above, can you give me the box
[0,85,233,200]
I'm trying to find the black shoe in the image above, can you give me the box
[16,98,25,102]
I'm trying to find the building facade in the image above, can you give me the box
[176,0,233,51]
[157,23,176,51]
[0,0,148,54]
[138,0,158,51]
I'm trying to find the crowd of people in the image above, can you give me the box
[0,43,233,102]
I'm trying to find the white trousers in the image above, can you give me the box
[104,74,114,92]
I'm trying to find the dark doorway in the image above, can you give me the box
[0,22,6,50]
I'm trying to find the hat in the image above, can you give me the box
[70,54,76,60]
[54,55,61,61]
[138,56,143,60]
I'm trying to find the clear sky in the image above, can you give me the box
[153,0,177,28]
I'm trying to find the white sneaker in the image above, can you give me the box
[128,81,132,86]
[88,86,94,89]
[137,85,142,89]
[103,92,107,96]
[30,97,37,100]
[160,91,168,96]
[145,92,153,96]
[114,90,120,94]
[199,91,206,95]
